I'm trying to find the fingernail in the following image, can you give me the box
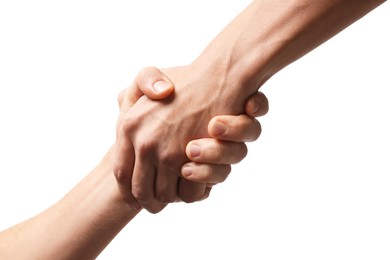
[212,121,227,136]
[190,143,201,158]
[182,165,193,178]
[251,100,261,114]
[152,80,170,93]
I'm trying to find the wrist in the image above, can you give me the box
[99,145,141,212]
[191,45,269,115]
[49,146,140,258]
[0,146,140,260]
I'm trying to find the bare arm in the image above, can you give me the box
[0,68,267,259]
[0,146,138,260]
[195,0,385,102]
[122,0,386,213]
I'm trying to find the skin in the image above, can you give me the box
[117,0,386,213]
[0,68,268,259]
[114,67,268,210]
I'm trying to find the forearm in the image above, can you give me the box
[0,145,139,260]
[193,0,385,105]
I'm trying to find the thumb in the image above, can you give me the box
[124,66,174,109]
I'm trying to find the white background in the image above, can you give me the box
[0,1,389,259]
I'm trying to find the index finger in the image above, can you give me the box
[208,114,261,142]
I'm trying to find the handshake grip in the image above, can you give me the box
[114,66,268,213]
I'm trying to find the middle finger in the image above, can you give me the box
[186,139,248,164]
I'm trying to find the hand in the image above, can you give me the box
[116,65,267,213]
[114,66,268,210]
[179,92,268,201]
[114,67,174,209]
[180,91,268,201]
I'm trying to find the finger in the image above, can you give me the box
[129,67,174,106]
[178,178,207,203]
[119,81,141,113]
[117,88,126,109]
[202,187,212,200]
[181,162,231,184]
[186,139,247,164]
[113,130,140,210]
[120,67,174,112]
[155,164,179,203]
[208,115,261,142]
[131,156,167,214]
[244,91,269,117]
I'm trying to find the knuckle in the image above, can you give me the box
[155,169,179,203]
[221,165,232,181]
[214,141,224,159]
[159,150,183,172]
[159,150,176,165]
[180,194,199,203]
[147,206,165,214]
[200,166,220,183]
[203,165,231,183]
[203,187,212,200]
[159,150,171,164]
[132,184,150,203]
[137,66,152,77]
[194,166,211,182]
[233,143,248,163]
[137,66,157,82]
[113,167,126,184]
[230,118,247,141]
[179,183,205,203]
[137,140,155,157]
[156,193,176,203]
[244,118,261,141]
[122,114,138,132]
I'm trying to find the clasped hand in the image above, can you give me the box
[114,66,268,213]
